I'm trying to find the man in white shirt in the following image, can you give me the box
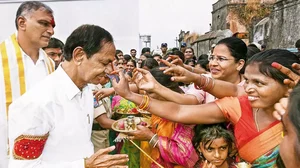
[8,24,128,167]
[0,1,55,167]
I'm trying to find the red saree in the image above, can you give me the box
[215,96,283,167]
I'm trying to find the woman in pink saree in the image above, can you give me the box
[126,68,198,168]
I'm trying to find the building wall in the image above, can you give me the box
[212,0,230,31]
[268,0,300,48]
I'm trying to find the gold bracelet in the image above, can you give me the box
[140,95,150,110]
[138,95,147,109]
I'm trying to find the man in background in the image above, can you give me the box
[43,37,64,69]
[161,43,168,59]
[180,42,187,53]
[130,48,137,61]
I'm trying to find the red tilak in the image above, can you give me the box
[51,17,56,28]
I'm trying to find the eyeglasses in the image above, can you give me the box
[208,55,234,62]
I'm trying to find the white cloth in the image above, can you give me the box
[0,33,54,168]
[8,65,94,168]
[24,49,50,90]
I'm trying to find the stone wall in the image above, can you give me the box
[252,0,300,49]
[212,0,248,31]
[192,29,233,56]
[212,0,230,30]
[268,0,300,48]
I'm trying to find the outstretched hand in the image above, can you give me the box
[111,71,132,99]
[94,88,115,101]
[132,68,160,92]
[160,59,198,83]
[272,62,300,88]
[166,55,184,67]
[85,146,128,168]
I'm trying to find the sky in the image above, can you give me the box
[139,0,218,51]
[0,0,218,54]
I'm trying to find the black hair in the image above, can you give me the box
[196,54,209,71]
[143,53,153,59]
[115,49,123,60]
[141,47,151,54]
[15,1,53,30]
[216,37,247,73]
[153,54,162,59]
[172,47,179,52]
[123,54,131,62]
[295,39,300,48]
[63,24,114,61]
[130,48,136,52]
[185,59,196,67]
[166,50,185,63]
[141,58,159,70]
[193,124,235,158]
[246,45,261,60]
[127,59,137,68]
[246,49,300,84]
[150,67,183,94]
[43,37,64,50]
[217,37,247,61]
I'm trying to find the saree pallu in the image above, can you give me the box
[151,115,198,168]
[215,96,283,167]
[120,140,140,168]
[251,146,280,168]
[140,141,152,168]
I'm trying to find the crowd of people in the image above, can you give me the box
[0,1,300,168]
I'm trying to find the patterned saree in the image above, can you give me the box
[151,115,198,168]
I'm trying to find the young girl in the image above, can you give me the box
[193,124,236,168]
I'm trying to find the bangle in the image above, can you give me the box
[194,75,215,91]
[138,95,147,109]
[149,134,159,148]
[139,95,150,110]
[203,77,215,91]
[149,134,157,142]
[153,139,159,148]
[194,75,206,90]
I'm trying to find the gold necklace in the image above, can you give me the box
[254,108,260,132]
